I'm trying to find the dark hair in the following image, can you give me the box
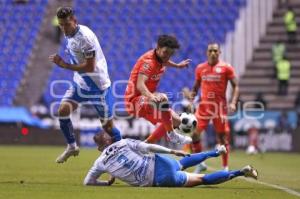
[157,35,180,49]
[207,42,220,49]
[56,6,74,19]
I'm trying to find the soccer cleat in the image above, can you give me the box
[167,130,192,145]
[223,166,229,171]
[56,146,80,163]
[241,165,258,180]
[216,145,227,155]
[246,145,258,155]
[194,162,208,173]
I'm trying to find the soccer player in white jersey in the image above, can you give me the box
[83,132,258,187]
[49,7,121,163]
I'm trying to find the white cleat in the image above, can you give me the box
[56,146,80,163]
[167,130,192,145]
[216,145,227,155]
[223,166,229,171]
[241,165,258,180]
[246,145,258,155]
[194,162,208,173]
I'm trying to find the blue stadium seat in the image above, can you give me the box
[43,0,245,108]
[0,1,48,106]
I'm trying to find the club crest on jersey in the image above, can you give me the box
[69,41,79,50]
[215,67,222,73]
[143,63,150,70]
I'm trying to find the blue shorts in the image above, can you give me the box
[153,154,187,187]
[62,85,114,120]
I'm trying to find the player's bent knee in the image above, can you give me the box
[58,106,69,117]
[102,120,114,132]
[58,103,74,117]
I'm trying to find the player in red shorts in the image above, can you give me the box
[190,43,239,172]
[125,35,192,144]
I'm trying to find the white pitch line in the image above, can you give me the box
[243,178,300,198]
[207,166,300,197]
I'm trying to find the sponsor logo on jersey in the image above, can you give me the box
[202,74,221,81]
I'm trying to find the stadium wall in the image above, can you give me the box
[0,125,79,146]
[221,0,278,77]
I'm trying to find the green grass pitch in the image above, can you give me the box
[0,146,299,199]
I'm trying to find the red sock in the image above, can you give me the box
[146,124,166,143]
[222,144,230,168]
[161,109,173,132]
[191,141,202,153]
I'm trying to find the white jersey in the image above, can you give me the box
[66,24,111,91]
[85,139,156,187]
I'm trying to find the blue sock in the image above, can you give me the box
[111,127,122,142]
[202,170,243,185]
[179,150,219,169]
[59,118,75,144]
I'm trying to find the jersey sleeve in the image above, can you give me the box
[138,60,154,77]
[81,36,96,59]
[126,139,150,154]
[83,159,106,185]
[126,139,173,154]
[195,65,202,81]
[226,65,236,80]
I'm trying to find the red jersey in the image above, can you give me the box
[125,50,165,102]
[195,60,236,102]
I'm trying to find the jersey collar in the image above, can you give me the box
[154,49,163,64]
[207,60,220,67]
[67,25,80,38]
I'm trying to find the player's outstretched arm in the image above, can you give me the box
[83,164,115,186]
[49,53,95,72]
[165,59,191,68]
[138,141,190,157]
[83,172,115,186]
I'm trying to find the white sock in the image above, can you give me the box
[68,142,77,149]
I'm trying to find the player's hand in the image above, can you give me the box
[107,175,115,186]
[229,103,237,113]
[49,54,66,67]
[149,94,161,103]
[188,91,196,102]
[156,93,168,102]
[150,93,168,103]
[176,59,191,68]
[171,150,190,157]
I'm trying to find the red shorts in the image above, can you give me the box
[125,96,172,125]
[195,101,230,133]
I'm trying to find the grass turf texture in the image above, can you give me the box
[0,146,299,199]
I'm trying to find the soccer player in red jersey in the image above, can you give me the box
[125,35,192,144]
[190,43,239,171]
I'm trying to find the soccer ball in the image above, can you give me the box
[178,113,197,134]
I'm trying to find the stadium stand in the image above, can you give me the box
[0,0,48,106]
[43,0,246,110]
[239,0,300,110]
